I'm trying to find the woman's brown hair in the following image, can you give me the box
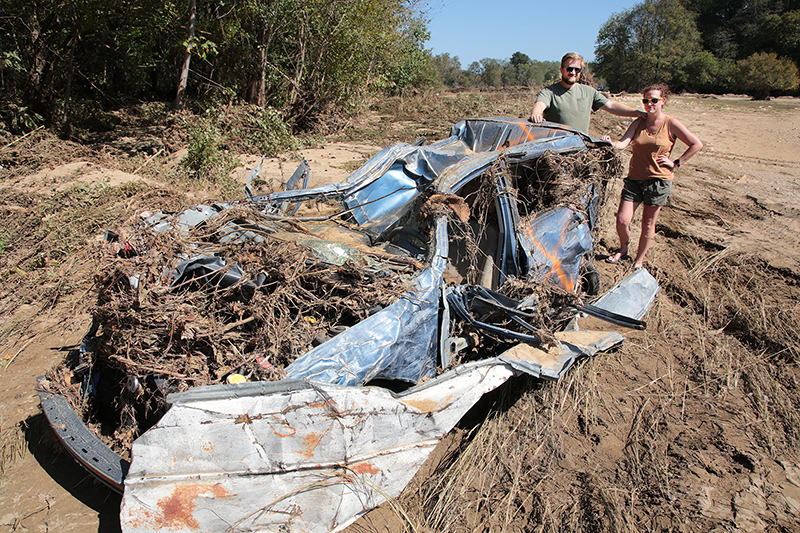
[641,83,671,100]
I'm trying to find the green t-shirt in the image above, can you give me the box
[535,83,609,133]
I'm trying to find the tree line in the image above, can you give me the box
[1,0,798,137]
[431,52,563,89]
[433,0,799,99]
[595,0,800,97]
[0,0,435,133]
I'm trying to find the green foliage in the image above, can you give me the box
[0,0,437,130]
[678,51,727,93]
[0,50,24,88]
[384,16,437,94]
[181,104,299,182]
[226,106,300,156]
[478,58,505,87]
[732,52,800,99]
[683,0,797,61]
[598,0,800,95]
[438,53,558,89]
[431,53,465,87]
[595,0,702,92]
[757,11,800,68]
[182,115,237,182]
[0,104,43,134]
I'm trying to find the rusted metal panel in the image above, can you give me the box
[120,363,518,533]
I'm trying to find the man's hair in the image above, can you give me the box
[561,52,585,68]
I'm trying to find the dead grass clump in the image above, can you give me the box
[0,183,184,353]
[0,422,26,481]
[397,365,647,533]
[666,248,800,362]
[0,128,92,179]
[332,88,538,144]
[656,247,800,451]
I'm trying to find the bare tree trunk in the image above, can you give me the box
[174,0,196,111]
[258,18,268,107]
[61,14,78,137]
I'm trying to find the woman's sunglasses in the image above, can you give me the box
[642,98,663,104]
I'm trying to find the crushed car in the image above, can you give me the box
[38,117,659,533]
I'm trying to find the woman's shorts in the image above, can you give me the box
[621,177,672,206]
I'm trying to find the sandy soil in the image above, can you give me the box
[1,93,799,532]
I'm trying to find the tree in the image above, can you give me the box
[432,53,463,87]
[732,52,800,99]
[682,0,792,61]
[0,0,185,122]
[595,0,702,92]
[174,0,196,111]
[0,0,438,130]
[478,58,503,87]
[509,52,531,68]
[384,14,437,94]
[757,10,800,69]
[676,50,727,93]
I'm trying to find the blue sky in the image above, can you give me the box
[423,0,642,67]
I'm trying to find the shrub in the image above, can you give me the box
[732,52,800,99]
[182,115,237,182]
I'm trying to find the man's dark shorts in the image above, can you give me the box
[621,177,672,206]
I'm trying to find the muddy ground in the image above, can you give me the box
[1,91,799,532]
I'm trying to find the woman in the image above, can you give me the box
[603,84,703,270]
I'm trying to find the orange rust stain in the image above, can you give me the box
[201,442,214,452]
[121,507,155,529]
[270,414,296,437]
[307,400,334,410]
[299,432,323,458]
[401,398,442,413]
[234,413,263,425]
[350,462,381,476]
[156,483,229,529]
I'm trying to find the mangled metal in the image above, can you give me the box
[37,117,661,533]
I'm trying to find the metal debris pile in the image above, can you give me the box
[45,206,417,457]
[42,132,623,459]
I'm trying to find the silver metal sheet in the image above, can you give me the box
[592,267,660,320]
[120,362,519,533]
[517,207,593,291]
[284,217,449,386]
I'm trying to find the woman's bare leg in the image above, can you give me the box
[609,198,638,262]
[633,204,662,268]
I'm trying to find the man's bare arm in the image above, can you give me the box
[601,101,646,119]
[529,101,547,123]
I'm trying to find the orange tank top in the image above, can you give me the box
[627,116,676,181]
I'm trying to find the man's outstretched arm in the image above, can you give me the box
[600,101,646,119]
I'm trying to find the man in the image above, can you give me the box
[529,52,642,133]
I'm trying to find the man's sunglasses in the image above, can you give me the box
[565,67,582,73]
[642,98,663,104]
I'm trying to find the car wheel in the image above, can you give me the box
[579,260,600,296]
